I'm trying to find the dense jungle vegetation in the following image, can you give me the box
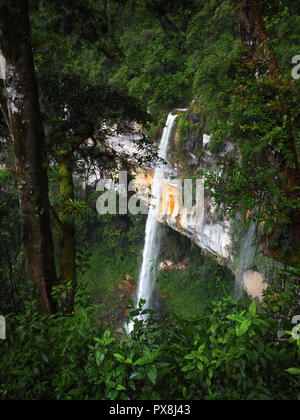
[0,0,300,401]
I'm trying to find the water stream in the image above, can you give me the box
[127,112,177,332]
[234,221,257,297]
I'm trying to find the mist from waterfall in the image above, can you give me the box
[234,221,257,298]
[127,112,177,333]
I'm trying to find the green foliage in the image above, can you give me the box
[262,271,300,334]
[156,227,234,320]
[183,2,300,256]
[0,300,101,400]
[77,212,146,326]
[177,115,190,141]
[158,257,234,320]
[1,297,299,400]
[31,0,153,178]
[51,281,74,313]
[1,0,300,402]
[109,1,196,114]
[205,69,300,234]
[63,198,88,217]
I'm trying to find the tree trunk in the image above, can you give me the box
[234,0,300,267]
[234,0,278,73]
[0,0,57,312]
[58,154,76,309]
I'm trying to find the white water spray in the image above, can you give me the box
[127,113,177,332]
[234,221,257,298]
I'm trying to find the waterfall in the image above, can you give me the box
[127,112,177,332]
[239,222,257,273]
[234,221,257,297]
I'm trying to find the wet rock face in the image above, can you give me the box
[157,106,232,262]
[243,270,267,301]
[107,105,267,299]
[130,105,233,263]
[162,119,270,298]
[134,167,232,262]
[158,179,231,260]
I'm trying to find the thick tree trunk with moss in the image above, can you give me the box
[0,0,57,312]
[234,0,278,73]
[58,154,77,309]
[234,0,300,267]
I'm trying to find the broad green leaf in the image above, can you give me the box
[129,371,144,380]
[197,362,203,372]
[286,368,300,376]
[146,365,157,385]
[184,353,195,360]
[150,348,160,362]
[236,319,251,337]
[114,353,125,363]
[133,356,148,366]
[249,300,256,315]
[181,365,194,372]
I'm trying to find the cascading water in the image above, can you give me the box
[234,221,258,297]
[127,113,178,333]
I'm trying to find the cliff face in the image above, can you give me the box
[158,105,233,263]
[131,105,232,261]
[159,177,231,261]
[166,106,273,300]
[108,105,277,300]
[144,106,273,299]
[135,171,232,261]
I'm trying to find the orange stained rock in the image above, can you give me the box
[245,210,252,220]
[169,192,175,215]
